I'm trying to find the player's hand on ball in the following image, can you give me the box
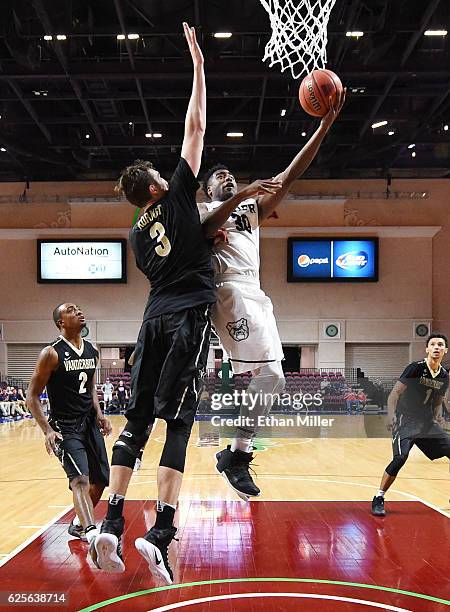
[243,178,283,198]
[97,415,112,436]
[321,87,346,129]
[45,429,63,455]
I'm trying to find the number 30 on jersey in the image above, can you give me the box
[150,222,172,257]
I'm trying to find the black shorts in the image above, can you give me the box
[51,414,110,487]
[393,423,450,461]
[126,304,211,426]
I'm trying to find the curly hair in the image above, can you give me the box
[115,159,157,207]
[202,163,229,197]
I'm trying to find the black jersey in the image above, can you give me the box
[396,360,449,423]
[129,157,216,319]
[47,336,99,421]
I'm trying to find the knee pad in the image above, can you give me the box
[385,454,408,477]
[159,419,193,473]
[112,420,154,468]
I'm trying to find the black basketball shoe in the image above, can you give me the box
[371,495,386,516]
[216,445,260,501]
[68,520,87,541]
[93,517,125,572]
[135,526,178,585]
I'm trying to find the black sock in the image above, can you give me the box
[106,493,125,521]
[154,504,175,529]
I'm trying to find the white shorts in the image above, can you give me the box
[212,277,284,374]
[103,394,113,403]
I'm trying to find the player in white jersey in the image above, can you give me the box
[200,89,345,500]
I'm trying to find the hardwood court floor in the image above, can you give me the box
[1,500,450,611]
[1,415,449,559]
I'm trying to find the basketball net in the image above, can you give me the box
[259,0,337,79]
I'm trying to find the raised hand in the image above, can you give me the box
[241,178,283,199]
[321,86,346,130]
[183,22,203,66]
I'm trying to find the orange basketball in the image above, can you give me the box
[299,69,343,117]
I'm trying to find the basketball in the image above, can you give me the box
[299,69,343,117]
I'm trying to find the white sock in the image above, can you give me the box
[377,490,385,498]
[85,527,98,544]
[72,515,81,527]
[231,437,253,453]
[156,500,176,512]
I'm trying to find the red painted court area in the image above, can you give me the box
[1,501,450,611]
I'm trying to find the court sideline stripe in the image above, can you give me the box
[0,504,73,568]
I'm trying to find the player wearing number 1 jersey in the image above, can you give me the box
[372,334,449,516]
[27,303,111,562]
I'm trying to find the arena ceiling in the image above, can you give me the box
[0,0,448,183]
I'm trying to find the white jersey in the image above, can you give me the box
[202,198,260,278]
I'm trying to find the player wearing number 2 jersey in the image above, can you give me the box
[200,88,346,501]
[27,303,111,559]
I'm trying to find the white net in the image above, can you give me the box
[259,0,337,79]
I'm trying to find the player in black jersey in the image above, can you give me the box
[372,334,449,516]
[92,22,281,581]
[27,303,111,560]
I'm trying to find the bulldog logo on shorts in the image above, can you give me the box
[226,318,249,342]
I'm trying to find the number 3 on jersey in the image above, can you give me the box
[150,221,172,257]
[79,371,87,394]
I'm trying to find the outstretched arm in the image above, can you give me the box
[202,178,282,237]
[257,88,346,222]
[180,22,205,177]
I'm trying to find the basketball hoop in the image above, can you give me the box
[259,0,337,79]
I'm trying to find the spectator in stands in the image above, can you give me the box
[17,388,32,417]
[101,379,114,410]
[116,380,129,412]
[39,388,49,415]
[0,386,11,419]
[9,387,27,419]
[108,391,121,414]
[344,387,358,414]
[357,389,367,412]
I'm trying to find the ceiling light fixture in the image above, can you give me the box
[412,151,416,157]
[444,124,449,131]
[56,35,67,41]
[301,131,306,137]
[44,35,53,41]
[371,120,387,129]
[346,31,364,38]
[0,147,6,152]
[424,30,447,36]
[117,34,126,40]
[388,131,395,136]
[127,34,140,40]
[280,109,286,117]
[227,132,243,137]
[214,32,232,39]
[408,143,415,149]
